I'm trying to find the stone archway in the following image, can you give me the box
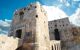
[54,28,60,40]
[16,29,22,38]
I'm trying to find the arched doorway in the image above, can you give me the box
[16,29,22,38]
[54,29,60,40]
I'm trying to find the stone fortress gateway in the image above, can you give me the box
[9,2,80,50]
[9,2,51,50]
[49,18,74,50]
[48,18,80,50]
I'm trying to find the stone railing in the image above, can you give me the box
[50,40,61,50]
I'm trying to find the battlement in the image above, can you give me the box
[14,2,41,15]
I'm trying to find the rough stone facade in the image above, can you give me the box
[8,2,80,50]
[0,35,18,50]
[48,17,80,50]
[9,2,52,50]
[48,18,73,41]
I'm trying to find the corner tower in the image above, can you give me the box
[9,2,50,50]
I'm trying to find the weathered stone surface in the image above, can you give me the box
[8,1,80,50]
[48,17,80,50]
[0,35,18,50]
[9,2,51,50]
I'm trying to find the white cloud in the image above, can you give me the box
[2,31,8,34]
[0,19,11,35]
[69,8,80,26]
[59,0,66,3]
[0,28,2,31]
[59,0,70,7]
[66,2,70,7]
[73,0,80,2]
[42,5,68,21]
[42,5,80,26]
[0,28,8,35]
[5,19,12,24]
[79,3,80,8]
[0,19,11,27]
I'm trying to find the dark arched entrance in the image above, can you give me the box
[16,29,22,38]
[54,29,60,40]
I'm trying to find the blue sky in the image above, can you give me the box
[0,0,80,34]
[0,0,80,20]
[0,0,37,20]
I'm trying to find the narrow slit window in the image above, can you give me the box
[19,11,24,20]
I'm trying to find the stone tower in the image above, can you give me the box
[9,2,50,50]
[48,18,75,50]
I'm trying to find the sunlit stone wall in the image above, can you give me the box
[0,35,19,50]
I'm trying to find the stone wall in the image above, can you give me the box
[0,35,19,50]
[9,2,50,50]
[48,17,80,50]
